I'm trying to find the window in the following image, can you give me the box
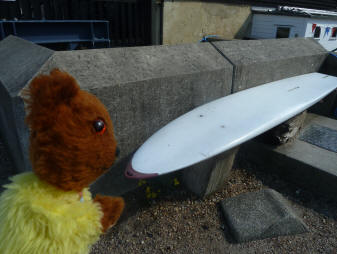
[276,27,290,38]
[314,26,321,38]
[331,27,337,39]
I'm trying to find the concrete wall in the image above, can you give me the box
[0,36,329,196]
[163,1,251,45]
[38,43,233,195]
[0,36,53,173]
[312,52,337,117]
[212,38,327,92]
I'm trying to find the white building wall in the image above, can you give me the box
[250,14,307,39]
[304,18,337,51]
[250,14,337,51]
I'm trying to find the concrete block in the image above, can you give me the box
[0,36,53,173]
[259,111,307,145]
[314,52,337,117]
[243,113,337,198]
[220,189,308,243]
[182,147,238,198]
[31,43,233,195]
[309,90,337,118]
[212,38,327,92]
[320,52,337,77]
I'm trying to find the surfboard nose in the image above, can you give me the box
[125,162,158,179]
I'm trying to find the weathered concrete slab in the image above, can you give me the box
[244,113,337,197]
[313,52,337,117]
[212,38,327,92]
[0,36,53,173]
[220,189,308,243]
[259,111,307,145]
[21,42,233,195]
[182,147,238,198]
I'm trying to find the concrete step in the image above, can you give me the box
[243,113,337,198]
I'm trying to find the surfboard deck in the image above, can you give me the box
[125,73,337,179]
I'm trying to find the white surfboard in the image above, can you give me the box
[125,73,337,179]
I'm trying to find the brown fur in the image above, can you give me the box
[94,195,125,232]
[23,69,124,229]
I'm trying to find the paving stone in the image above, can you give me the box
[299,124,337,153]
[220,189,308,243]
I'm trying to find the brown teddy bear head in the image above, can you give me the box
[24,69,118,192]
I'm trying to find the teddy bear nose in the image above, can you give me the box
[115,147,120,157]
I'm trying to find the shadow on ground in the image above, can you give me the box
[235,148,337,221]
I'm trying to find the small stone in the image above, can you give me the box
[202,224,209,230]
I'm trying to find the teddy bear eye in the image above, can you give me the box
[93,119,106,134]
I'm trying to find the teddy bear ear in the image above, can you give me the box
[24,68,80,108]
[23,69,80,129]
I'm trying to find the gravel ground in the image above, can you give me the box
[90,151,337,254]
[0,139,336,254]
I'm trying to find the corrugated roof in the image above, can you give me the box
[225,0,337,11]
[252,6,337,19]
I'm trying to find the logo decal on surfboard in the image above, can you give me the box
[288,86,300,92]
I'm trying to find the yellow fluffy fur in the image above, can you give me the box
[0,172,103,254]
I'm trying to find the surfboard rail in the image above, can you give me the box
[125,73,337,179]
